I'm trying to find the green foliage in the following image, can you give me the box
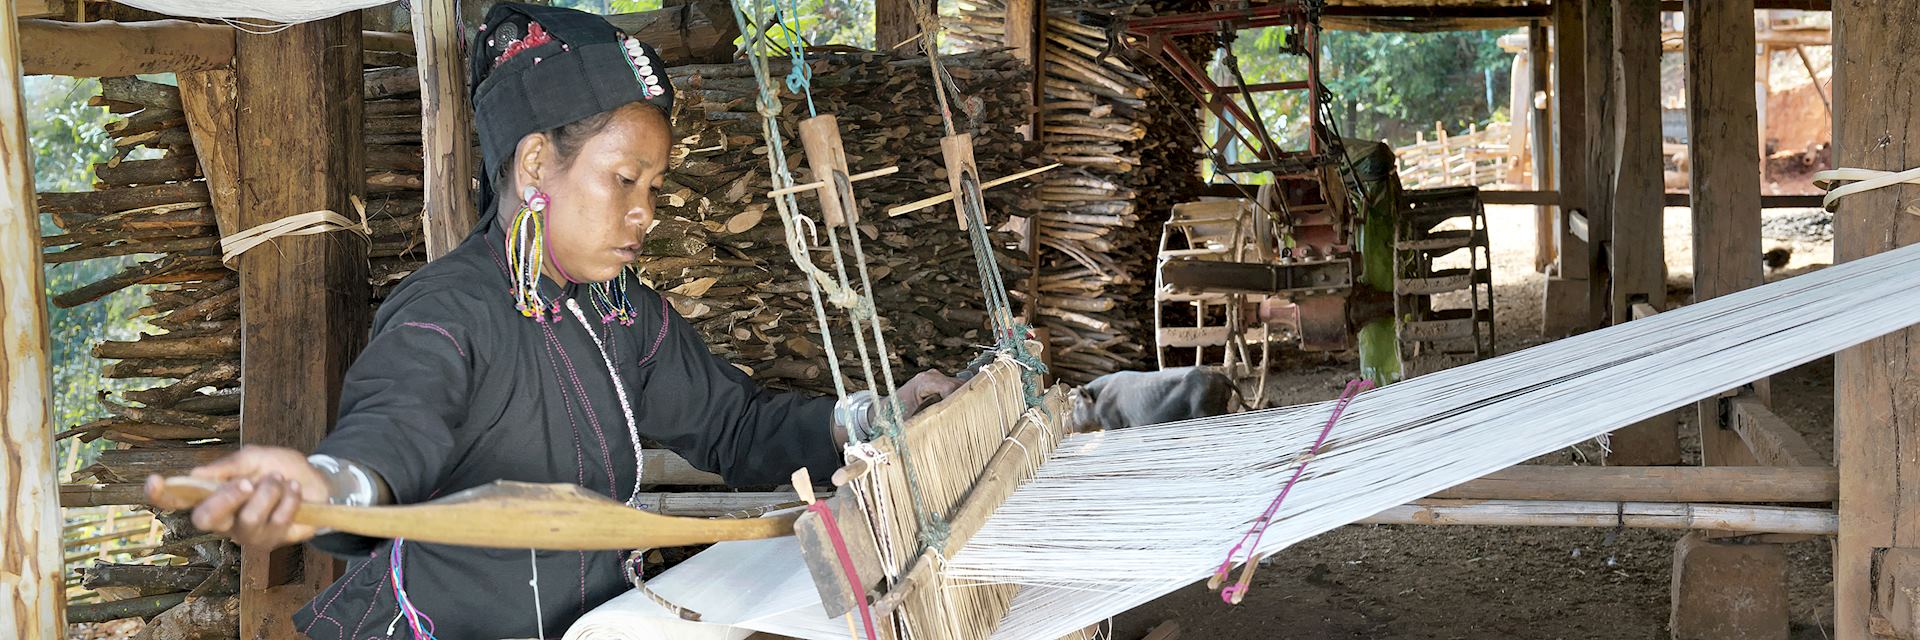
[1211,26,1515,168]
[28,75,149,477]
[1318,29,1512,146]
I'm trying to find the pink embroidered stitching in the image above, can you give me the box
[639,298,671,365]
[545,325,620,494]
[401,322,466,358]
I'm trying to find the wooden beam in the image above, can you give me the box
[1363,500,1833,536]
[1431,465,1834,503]
[1,0,64,634]
[1583,0,1616,329]
[1729,394,1824,468]
[14,0,66,19]
[231,15,368,637]
[1659,0,1829,10]
[410,0,476,260]
[1601,0,1679,467]
[19,19,232,76]
[1685,0,1765,468]
[1833,1,1920,636]
[1320,4,1553,20]
[1529,20,1554,274]
[876,0,924,55]
[1543,0,1591,337]
[602,0,743,66]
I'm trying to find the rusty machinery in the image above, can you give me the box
[1096,0,1495,393]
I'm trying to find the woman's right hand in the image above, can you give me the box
[145,445,332,548]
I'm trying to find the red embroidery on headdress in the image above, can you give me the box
[493,21,554,67]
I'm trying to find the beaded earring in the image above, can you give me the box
[506,185,558,323]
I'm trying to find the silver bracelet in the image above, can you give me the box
[306,454,377,508]
[833,390,881,442]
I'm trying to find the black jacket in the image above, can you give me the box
[291,223,839,639]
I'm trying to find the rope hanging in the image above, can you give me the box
[723,0,942,555]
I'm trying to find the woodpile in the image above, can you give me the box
[946,0,1205,383]
[49,50,432,631]
[649,50,1039,393]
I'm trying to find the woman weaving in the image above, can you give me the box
[144,4,961,637]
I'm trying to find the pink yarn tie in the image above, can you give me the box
[1212,378,1373,604]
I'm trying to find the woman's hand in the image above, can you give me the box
[144,445,332,548]
[894,369,966,418]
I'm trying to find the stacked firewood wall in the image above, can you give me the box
[649,50,1036,393]
[49,51,431,636]
[946,0,1205,384]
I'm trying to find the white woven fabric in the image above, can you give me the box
[114,0,390,25]
[577,241,1920,639]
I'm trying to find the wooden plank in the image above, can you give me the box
[1,0,64,634]
[410,0,476,260]
[876,0,924,54]
[231,14,368,638]
[19,19,233,76]
[1685,0,1764,468]
[1833,1,1920,635]
[1431,466,1834,504]
[1728,395,1823,468]
[176,70,241,236]
[1876,549,1920,639]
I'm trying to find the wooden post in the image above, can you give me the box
[231,15,370,637]
[1674,0,1786,637]
[1684,0,1764,468]
[412,0,477,260]
[1543,0,1592,337]
[0,3,65,637]
[1832,1,1920,636]
[1602,0,1681,466]
[877,0,924,55]
[1582,0,1616,329]
[1529,20,1555,275]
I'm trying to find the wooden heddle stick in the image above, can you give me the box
[887,135,1061,224]
[149,476,797,550]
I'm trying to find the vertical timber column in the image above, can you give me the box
[1602,0,1679,466]
[1543,0,1592,337]
[877,0,925,55]
[1005,0,1052,380]
[1674,0,1784,638]
[1529,20,1554,275]
[233,15,370,638]
[413,0,478,260]
[1683,0,1763,467]
[1832,1,1920,637]
[1581,0,1615,330]
[0,5,64,638]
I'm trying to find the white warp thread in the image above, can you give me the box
[113,0,390,25]
[571,240,1920,640]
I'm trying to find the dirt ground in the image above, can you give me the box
[1111,204,1840,640]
